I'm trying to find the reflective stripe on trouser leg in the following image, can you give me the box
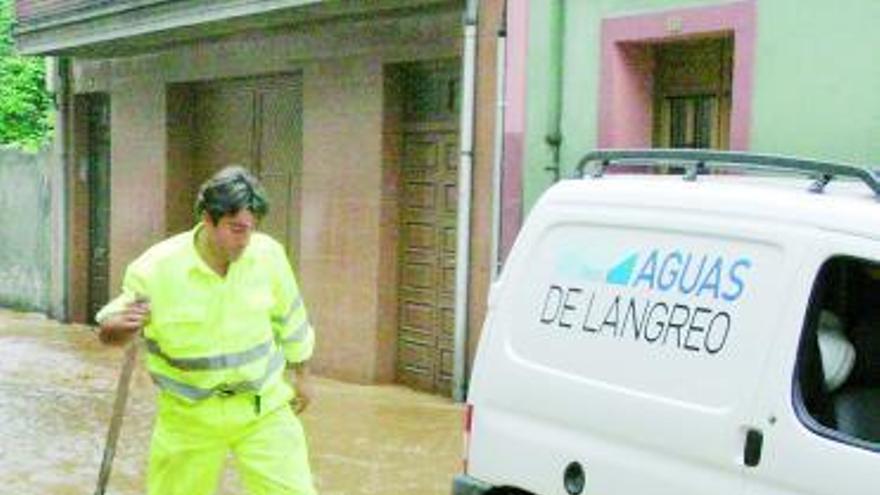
[232,405,316,495]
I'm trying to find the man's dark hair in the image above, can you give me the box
[195,165,269,224]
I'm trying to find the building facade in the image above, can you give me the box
[14,0,507,398]
[506,0,880,216]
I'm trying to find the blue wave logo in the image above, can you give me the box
[606,253,638,286]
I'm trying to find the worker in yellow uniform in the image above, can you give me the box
[96,166,317,495]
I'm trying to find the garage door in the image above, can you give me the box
[191,75,303,266]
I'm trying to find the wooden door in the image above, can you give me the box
[192,83,255,185]
[653,37,733,149]
[192,76,302,265]
[256,84,302,267]
[397,125,459,394]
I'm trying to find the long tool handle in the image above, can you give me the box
[93,340,138,495]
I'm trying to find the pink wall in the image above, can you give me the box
[607,43,655,148]
[598,0,755,150]
[501,0,528,261]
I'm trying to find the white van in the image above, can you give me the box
[454,150,880,495]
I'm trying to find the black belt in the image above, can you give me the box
[216,388,237,398]
[214,387,262,414]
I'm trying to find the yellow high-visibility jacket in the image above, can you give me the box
[97,225,315,403]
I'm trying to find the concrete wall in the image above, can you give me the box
[0,147,51,312]
[518,0,880,214]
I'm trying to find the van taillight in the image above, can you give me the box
[462,403,474,474]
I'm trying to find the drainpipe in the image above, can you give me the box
[453,0,479,402]
[490,2,507,280]
[544,0,565,182]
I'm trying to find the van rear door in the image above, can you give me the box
[744,236,880,495]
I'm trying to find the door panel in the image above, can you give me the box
[435,132,458,393]
[394,60,460,395]
[191,76,302,265]
[653,37,732,150]
[397,129,458,394]
[257,84,302,267]
[398,133,442,392]
[193,84,255,184]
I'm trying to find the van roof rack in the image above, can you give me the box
[576,149,880,196]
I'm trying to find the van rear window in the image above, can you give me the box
[795,256,880,450]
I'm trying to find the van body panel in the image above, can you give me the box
[470,403,747,494]
[465,175,880,494]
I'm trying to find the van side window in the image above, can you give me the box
[795,256,880,449]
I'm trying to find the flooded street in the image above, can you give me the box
[0,309,462,494]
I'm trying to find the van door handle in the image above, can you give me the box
[744,428,763,467]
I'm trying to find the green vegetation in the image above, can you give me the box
[0,0,52,150]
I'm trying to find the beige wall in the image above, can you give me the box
[300,57,388,383]
[467,0,504,377]
[108,70,168,293]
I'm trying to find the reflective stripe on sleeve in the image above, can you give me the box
[272,296,304,327]
[145,338,274,371]
[281,321,311,344]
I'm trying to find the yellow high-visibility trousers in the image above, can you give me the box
[148,391,316,495]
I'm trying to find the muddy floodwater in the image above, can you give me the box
[0,309,462,494]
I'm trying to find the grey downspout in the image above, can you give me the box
[490,1,507,280]
[453,0,479,402]
[544,0,565,182]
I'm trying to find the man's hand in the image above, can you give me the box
[287,362,314,414]
[98,296,150,346]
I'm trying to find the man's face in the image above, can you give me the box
[203,209,257,262]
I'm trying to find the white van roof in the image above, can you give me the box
[547,174,880,241]
[556,149,880,241]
